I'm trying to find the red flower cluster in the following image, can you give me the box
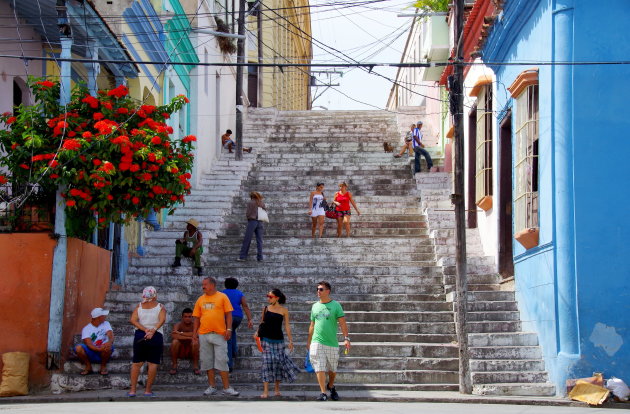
[182,135,197,143]
[35,80,54,88]
[107,85,129,98]
[82,95,99,109]
[62,139,81,151]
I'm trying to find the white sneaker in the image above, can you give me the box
[203,386,217,396]
[222,387,240,396]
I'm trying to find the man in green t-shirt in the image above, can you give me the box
[307,281,351,401]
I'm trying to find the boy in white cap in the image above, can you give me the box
[172,218,204,275]
[74,307,114,375]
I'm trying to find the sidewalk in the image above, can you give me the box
[0,388,585,406]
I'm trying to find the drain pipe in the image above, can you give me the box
[47,0,71,370]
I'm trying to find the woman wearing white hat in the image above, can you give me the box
[172,218,204,275]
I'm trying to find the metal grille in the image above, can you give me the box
[514,85,539,231]
[475,85,493,203]
[0,184,55,232]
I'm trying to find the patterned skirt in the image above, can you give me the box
[261,340,300,383]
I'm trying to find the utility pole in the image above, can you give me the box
[449,0,471,394]
[257,0,263,107]
[234,0,246,161]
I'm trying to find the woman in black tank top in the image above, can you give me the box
[254,288,300,398]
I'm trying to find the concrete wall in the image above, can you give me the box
[0,235,111,391]
[483,0,630,393]
[570,0,630,379]
[0,234,56,390]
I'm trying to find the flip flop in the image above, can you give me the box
[99,370,109,376]
[260,394,268,399]
[143,392,155,397]
[126,392,136,397]
[169,368,177,375]
[80,370,93,376]
[193,369,201,375]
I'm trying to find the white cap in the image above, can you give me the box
[91,307,110,318]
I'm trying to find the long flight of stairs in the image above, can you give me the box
[52,108,554,398]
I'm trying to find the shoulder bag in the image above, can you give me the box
[257,206,269,223]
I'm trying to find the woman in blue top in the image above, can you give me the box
[222,277,253,372]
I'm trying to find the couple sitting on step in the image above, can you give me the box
[393,120,433,173]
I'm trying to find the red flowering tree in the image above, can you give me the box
[0,77,196,229]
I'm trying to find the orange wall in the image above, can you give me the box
[0,234,111,391]
[62,238,111,357]
[0,233,55,389]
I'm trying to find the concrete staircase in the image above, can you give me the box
[416,174,555,396]
[52,109,554,398]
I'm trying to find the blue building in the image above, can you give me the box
[481,0,630,393]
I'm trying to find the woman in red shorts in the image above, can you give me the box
[333,182,361,237]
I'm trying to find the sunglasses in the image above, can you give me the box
[317,287,326,292]
[267,295,276,299]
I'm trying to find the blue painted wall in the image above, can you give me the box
[483,0,630,394]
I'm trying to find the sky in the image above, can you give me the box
[309,0,416,110]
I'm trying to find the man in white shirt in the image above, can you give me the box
[412,121,433,173]
[74,307,114,375]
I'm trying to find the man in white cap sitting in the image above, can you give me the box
[74,307,114,375]
[172,218,204,275]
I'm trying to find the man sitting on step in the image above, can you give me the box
[172,218,204,276]
[74,307,115,376]
[221,129,252,154]
[170,307,200,375]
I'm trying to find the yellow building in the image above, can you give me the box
[247,0,312,110]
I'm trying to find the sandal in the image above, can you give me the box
[126,392,136,397]
[99,370,109,376]
[169,368,177,375]
[193,368,201,375]
[80,370,93,376]
[144,392,155,397]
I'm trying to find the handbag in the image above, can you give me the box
[325,210,339,219]
[257,206,269,223]
[257,306,268,338]
[304,351,315,373]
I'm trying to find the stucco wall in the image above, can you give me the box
[0,234,111,391]
[570,0,630,380]
[484,0,630,393]
[0,234,56,390]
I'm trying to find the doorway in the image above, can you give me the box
[498,110,514,278]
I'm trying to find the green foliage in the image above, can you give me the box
[412,0,449,12]
[0,77,196,231]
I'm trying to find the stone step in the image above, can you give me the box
[471,371,550,385]
[468,346,542,360]
[472,383,556,396]
[469,359,546,372]
[468,332,539,347]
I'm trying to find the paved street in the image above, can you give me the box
[0,401,615,414]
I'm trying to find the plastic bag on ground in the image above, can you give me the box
[606,377,630,401]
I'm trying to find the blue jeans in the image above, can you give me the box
[414,146,433,173]
[227,316,243,370]
[239,220,264,260]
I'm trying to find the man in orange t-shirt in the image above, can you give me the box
[193,277,239,396]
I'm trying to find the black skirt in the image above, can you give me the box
[132,329,163,364]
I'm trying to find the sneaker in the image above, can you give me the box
[222,387,240,396]
[327,385,339,401]
[393,154,401,158]
[316,393,328,401]
[203,386,217,396]
[236,258,246,262]
[171,257,181,267]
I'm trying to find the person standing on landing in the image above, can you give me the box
[411,121,433,173]
[308,182,326,238]
[238,192,266,262]
[334,182,360,237]
[193,277,240,396]
[307,281,351,401]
